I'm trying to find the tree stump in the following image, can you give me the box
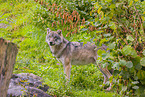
[0,38,18,97]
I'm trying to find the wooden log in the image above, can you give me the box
[0,38,18,97]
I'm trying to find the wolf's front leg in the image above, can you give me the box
[64,57,71,81]
[64,64,71,80]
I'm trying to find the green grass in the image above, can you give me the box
[0,0,116,97]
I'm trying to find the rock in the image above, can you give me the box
[7,73,51,97]
[0,23,8,28]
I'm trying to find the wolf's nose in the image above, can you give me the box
[50,42,53,45]
[50,42,54,46]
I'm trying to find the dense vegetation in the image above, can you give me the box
[0,0,145,96]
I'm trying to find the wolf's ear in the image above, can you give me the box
[57,30,62,35]
[47,28,51,34]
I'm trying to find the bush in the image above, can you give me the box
[1,0,144,96]
[33,0,145,96]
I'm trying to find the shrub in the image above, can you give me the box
[34,0,145,96]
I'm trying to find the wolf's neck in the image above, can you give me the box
[50,38,69,58]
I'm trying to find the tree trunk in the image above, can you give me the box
[0,38,18,97]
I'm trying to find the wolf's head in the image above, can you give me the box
[46,28,63,46]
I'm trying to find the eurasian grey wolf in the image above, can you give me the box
[46,28,112,90]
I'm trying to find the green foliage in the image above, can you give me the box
[0,0,116,96]
[122,45,137,58]
[33,0,145,96]
[85,0,145,96]
[1,0,145,96]
[140,57,145,66]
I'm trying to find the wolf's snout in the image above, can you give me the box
[50,42,55,46]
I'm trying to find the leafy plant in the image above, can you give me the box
[33,0,145,96]
[0,0,117,96]
[1,0,145,96]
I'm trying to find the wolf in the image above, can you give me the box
[46,28,113,90]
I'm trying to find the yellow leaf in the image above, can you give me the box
[80,25,84,29]
[107,0,112,3]
[129,0,133,7]
[100,11,104,20]
[141,16,144,21]
[135,0,139,2]
[98,7,102,14]
[90,22,93,25]
[90,11,92,16]
[139,37,142,43]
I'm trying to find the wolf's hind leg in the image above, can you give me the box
[97,64,113,91]
[101,67,113,91]
[98,65,108,84]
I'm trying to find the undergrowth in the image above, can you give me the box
[0,0,116,97]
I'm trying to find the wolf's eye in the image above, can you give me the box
[47,36,51,38]
[46,36,49,39]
